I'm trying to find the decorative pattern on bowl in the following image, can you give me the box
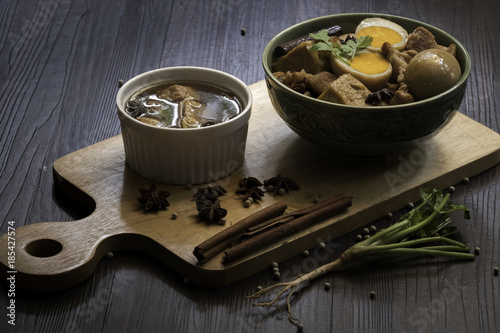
[262,13,471,155]
[267,77,465,145]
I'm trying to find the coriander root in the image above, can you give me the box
[247,255,348,326]
[246,188,475,328]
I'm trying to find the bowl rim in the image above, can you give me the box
[116,66,253,133]
[262,13,471,113]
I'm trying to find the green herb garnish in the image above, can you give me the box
[308,29,373,65]
[247,187,474,328]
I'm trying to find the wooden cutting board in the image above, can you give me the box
[2,80,500,292]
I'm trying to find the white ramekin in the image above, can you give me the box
[116,67,253,185]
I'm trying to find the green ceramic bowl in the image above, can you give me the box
[262,13,471,155]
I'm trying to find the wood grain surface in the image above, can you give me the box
[2,80,499,293]
[1,0,499,332]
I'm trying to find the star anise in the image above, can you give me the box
[237,186,265,202]
[236,177,265,202]
[196,199,227,223]
[137,183,170,211]
[264,174,300,195]
[365,88,395,106]
[193,184,227,202]
[238,176,263,189]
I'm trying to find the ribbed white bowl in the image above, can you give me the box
[116,67,252,184]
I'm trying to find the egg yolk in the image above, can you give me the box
[357,26,402,48]
[349,52,390,75]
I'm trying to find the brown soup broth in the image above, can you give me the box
[126,81,242,128]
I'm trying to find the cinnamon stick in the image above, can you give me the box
[223,195,353,263]
[241,193,346,237]
[245,193,346,235]
[240,215,295,239]
[247,214,295,232]
[193,201,287,262]
[285,193,346,218]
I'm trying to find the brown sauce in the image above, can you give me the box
[126,82,242,128]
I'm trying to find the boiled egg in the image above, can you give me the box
[330,49,392,91]
[404,49,461,100]
[355,17,408,52]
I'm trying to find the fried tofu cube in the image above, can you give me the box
[318,74,370,106]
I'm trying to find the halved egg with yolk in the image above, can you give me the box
[355,17,408,52]
[330,49,392,91]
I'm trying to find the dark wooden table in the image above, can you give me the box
[1,0,499,332]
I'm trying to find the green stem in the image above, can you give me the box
[379,247,475,260]
[377,235,467,251]
[358,219,410,246]
[366,193,435,247]
[421,245,471,252]
[352,235,469,259]
[382,193,451,244]
[438,236,469,247]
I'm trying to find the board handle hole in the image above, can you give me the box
[26,239,63,257]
